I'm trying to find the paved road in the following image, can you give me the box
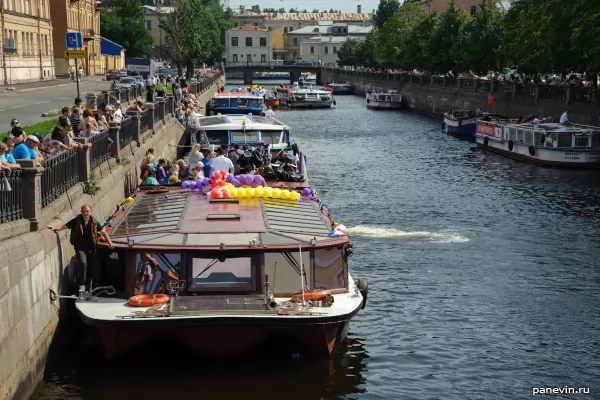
[0,78,111,128]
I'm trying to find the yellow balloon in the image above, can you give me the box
[255,186,264,197]
[264,187,273,198]
[290,191,300,200]
[125,197,135,203]
[281,190,290,199]
[272,188,281,198]
[247,188,255,198]
[229,187,238,198]
[263,189,271,199]
[238,187,246,198]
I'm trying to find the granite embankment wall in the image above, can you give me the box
[321,70,600,126]
[0,80,222,400]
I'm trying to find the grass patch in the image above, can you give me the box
[0,118,56,140]
[44,110,62,118]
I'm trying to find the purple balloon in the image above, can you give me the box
[196,179,204,188]
[246,175,255,185]
[238,174,246,184]
[182,181,190,189]
[189,181,197,190]
[231,178,241,187]
[302,188,311,196]
[251,181,259,188]
[253,175,263,184]
[202,178,210,186]
[226,173,233,183]
[310,188,315,195]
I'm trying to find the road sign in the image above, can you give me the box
[64,49,87,59]
[65,32,82,49]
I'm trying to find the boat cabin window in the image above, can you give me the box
[591,133,600,147]
[231,130,258,143]
[574,135,589,147]
[516,129,524,143]
[189,255,256,292]
[133,252,182,295]
[524,131,533,145]
[508,128,517,141]
[200,130,229,146]
[264,251,310,294]
[557,133,572,148]
[314,247,346,290]
[247,98,263,107]
[260,131,283,146]
[214,98,230,107]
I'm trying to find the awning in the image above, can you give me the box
[100,36,123,56]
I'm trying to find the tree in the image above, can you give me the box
[100,0,153,58]
[337,39,361,67]
[427,0,468,74]
[461,0,505,75]
[302,9,308,13]
[278,8,285,13]
[312,9,320,13]
[373,0,400,28]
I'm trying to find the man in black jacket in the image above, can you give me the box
[48,204,114,291]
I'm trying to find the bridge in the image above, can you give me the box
[223,62,322,85]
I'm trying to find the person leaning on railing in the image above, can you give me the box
[48,204,114,292]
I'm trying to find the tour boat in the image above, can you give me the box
[279,88,335,109]
[191,114,309,189]
[210,91,267,115]
[325,83,353,95]
[442,109,482,139]
[75,184,368,359]
[476,119,600,167]
[264,93,280,108]
[365,92,405,110]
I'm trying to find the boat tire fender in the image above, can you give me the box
[356,279,368,309]
[529,145,536,156]
[508,140,514,151]
[483,136,489,147]
[128,293,170,307]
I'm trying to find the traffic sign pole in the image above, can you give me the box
[75,57,80,99]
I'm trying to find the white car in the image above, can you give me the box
[117,77,136,89]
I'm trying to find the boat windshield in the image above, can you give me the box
[214,98,230,107]
[260,130,283,146]
[201,130,229,146]
[231,130,259,143]
[247,98,263,107]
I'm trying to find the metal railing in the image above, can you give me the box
[153,103,161,124]
[89,129,111,170]
[0,169,23,223]
[41,149,79,208]
[119,116,134,148]
[140,109,151,133]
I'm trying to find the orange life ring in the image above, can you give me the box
[291,290,330,302]
[128,293,170,307]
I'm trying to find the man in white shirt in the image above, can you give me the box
[264,106,275,119]
[559,110,569,125]
[210,147,234,176]
[113,101,123,123]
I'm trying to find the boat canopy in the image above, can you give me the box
[108,191,342,249]
[196,115,289,132]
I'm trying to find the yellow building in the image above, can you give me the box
[143,5,172,59]
[0,0,55,83]
[50,0,102,77]
[100,37,126,72]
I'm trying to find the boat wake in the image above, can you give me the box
[345,225,469,243]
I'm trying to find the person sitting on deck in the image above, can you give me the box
[560,110,569,125]
[192,161,205,180]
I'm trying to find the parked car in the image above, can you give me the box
[294,60,313,66]
[117,77,137,89]
[119,69,128,77]
[157,68,172,80]
[106,69,121,80]
[132,75,144,87]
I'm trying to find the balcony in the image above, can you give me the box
[83,29,95,41]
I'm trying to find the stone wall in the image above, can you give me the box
[321,70,600,126]
[0,79,222,400]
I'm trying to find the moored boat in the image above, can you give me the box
[366,92,405,110]
[476,119,600,167]
[75,182,367,359]
[280,88,335,109]
[325,83,353,95]
[210,91,267,115]
[442,109,482,139]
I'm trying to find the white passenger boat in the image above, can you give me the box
[476,119,600,167]
[280,88,335,109]
[366,92,405,110]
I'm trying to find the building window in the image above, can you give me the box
[284,27,288,34]
[333,46,337,54]
[44,34,48,55]
[254,22,258,27]
[293,37,297,45]
[21,32,25,55]
[324,46,328,54]
[259,37,266,47]
[231,36,238,46]
[233,54,238,62]
[310,45,314,54]
[260,54,266,62]
[245,37,252,46]
[470,6,477,15]
[146,20,152,30]
[289,26,293,32]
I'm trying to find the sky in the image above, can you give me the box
[227,0,382,13]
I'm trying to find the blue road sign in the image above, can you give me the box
[65,32,82,49]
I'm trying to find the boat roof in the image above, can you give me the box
[290,88,331,94]
[215,91,262,98]
[483,120,600,134]
[107,189,345,250]
[196,114,289,131]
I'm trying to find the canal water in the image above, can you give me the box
[32,82,600,399]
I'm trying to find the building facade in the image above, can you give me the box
[224,24,272,65]
[410,0,511,14]
[0,0,55,83]
[143,5,173,59]
[50,0,101,78]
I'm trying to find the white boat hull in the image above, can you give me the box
[366,100,404,110]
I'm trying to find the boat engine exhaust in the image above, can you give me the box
[265,274,278,310]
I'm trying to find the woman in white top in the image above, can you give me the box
[188,144,202,168]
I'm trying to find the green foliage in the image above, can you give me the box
[461,0,505,75]
[100,0,153,58]
[120,157,131,166]
[374,0,400,28]
[84,171,101,196]
[160,0,231,74]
